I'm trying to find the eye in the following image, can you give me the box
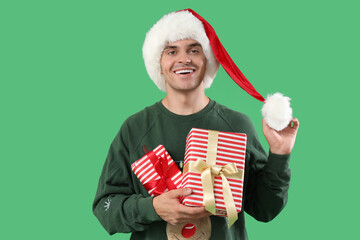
[190,49,199,54]
[168,50,176,55]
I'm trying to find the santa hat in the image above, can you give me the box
[142,9,292,131]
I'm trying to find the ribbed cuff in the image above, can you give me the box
[266,152,291,172]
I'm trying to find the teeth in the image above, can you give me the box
[175,69,194,74]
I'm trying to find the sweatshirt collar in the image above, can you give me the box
[156,98,216,121]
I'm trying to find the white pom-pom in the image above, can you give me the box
[261,93,292,131]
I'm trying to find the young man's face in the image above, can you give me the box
[160,39,207,93]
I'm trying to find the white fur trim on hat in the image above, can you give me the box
[262,93,293,131]
[142,10,219,91]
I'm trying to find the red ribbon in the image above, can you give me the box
[143,150,178,195]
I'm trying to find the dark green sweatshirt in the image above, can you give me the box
[92,100,291,239]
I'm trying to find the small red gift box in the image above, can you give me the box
[181,128,247,222]
[131,145,182,196]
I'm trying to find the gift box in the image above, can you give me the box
[131,145,182,196]
[181,128,247,226]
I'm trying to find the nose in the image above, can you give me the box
[177,51,192,64]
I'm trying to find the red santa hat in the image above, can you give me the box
[142,9,292,131]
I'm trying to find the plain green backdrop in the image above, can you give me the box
[1,0,359,239]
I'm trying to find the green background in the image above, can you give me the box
[1,0,359,239]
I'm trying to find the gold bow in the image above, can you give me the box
[185,159,243,228]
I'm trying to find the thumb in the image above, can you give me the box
[262,118,273,132]
[169,188,192,198]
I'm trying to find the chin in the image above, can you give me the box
[171,82,204,92]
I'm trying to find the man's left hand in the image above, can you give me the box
[262,118,300,155]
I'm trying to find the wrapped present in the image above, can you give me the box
[131,145,182,196]
[181,128,247,227]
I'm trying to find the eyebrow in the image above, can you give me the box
[188,43,202,48]
[164,45,177,50]
[164,42,202,50]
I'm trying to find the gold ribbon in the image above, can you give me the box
[183,130,244,228]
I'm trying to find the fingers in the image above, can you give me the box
[153,188,212,225]
[290,118,300,130]
[168,188,192,198]
[178,205,210,216]
[169,206,211,225]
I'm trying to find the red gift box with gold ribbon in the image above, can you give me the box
[131,145,182,196]
[181,128,247,227]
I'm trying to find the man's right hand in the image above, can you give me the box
[152,188,211,225]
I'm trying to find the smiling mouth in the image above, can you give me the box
[174,69,195,75]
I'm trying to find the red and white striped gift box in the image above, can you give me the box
[131,145,182,196]
[181,128,247,216]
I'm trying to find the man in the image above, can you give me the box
[93,9,299,239]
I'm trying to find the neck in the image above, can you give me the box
[162,87,209,115]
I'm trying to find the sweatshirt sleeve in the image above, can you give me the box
[92,124,162,235]
[243,124,291,222]
[215,105,291,222]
